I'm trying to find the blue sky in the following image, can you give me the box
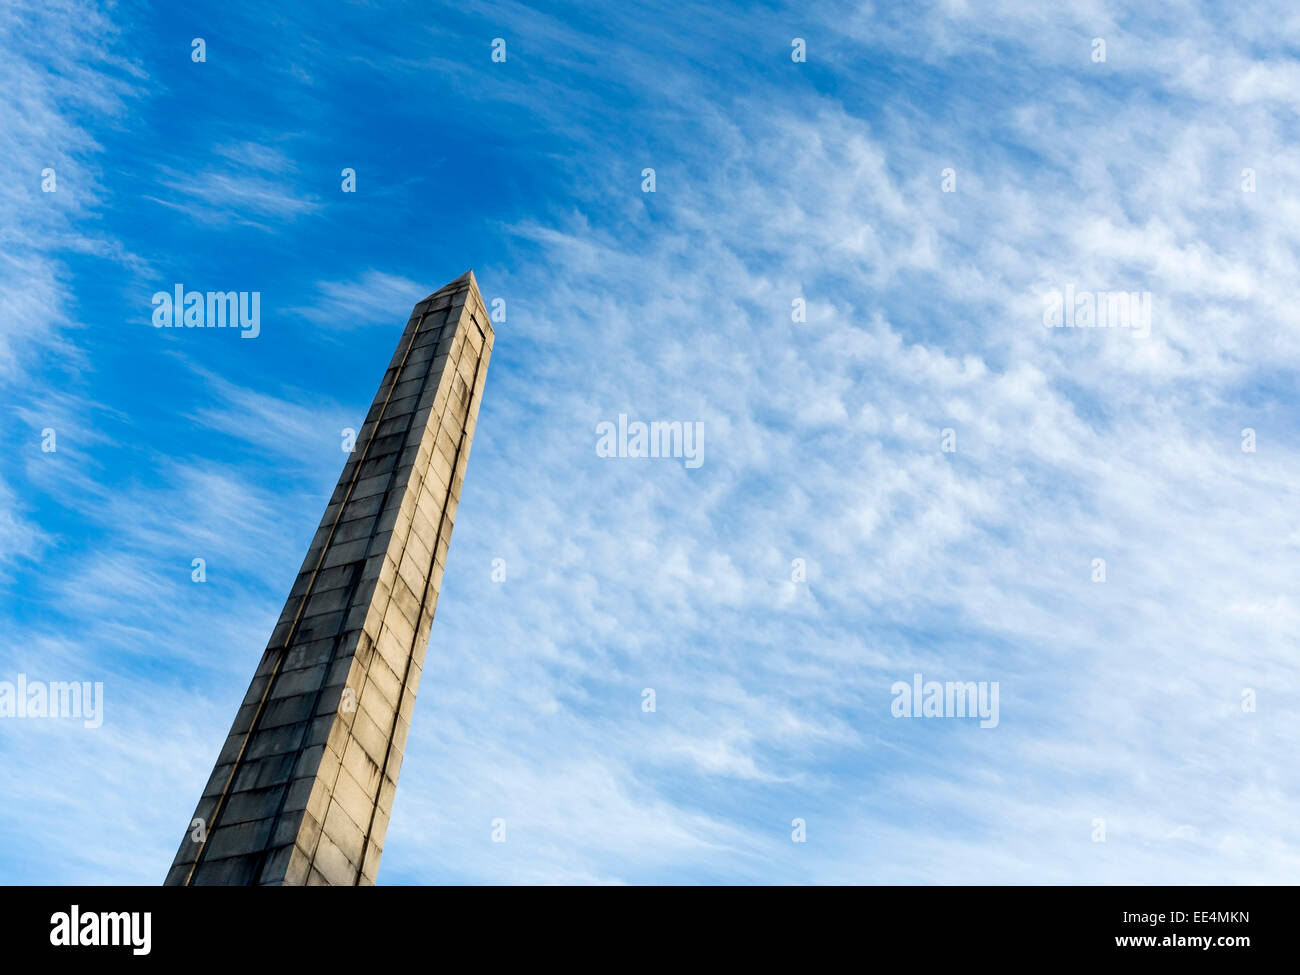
[3,0,1299,884]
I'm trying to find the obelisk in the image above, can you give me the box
[166,270,493,885]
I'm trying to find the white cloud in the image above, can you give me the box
[291,270,430,329]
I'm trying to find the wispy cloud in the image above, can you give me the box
[291,269,430,329]
[147,140,320,228]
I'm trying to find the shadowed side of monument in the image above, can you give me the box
[165,271,493,886]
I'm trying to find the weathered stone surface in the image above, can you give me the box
[166,271,493,886]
